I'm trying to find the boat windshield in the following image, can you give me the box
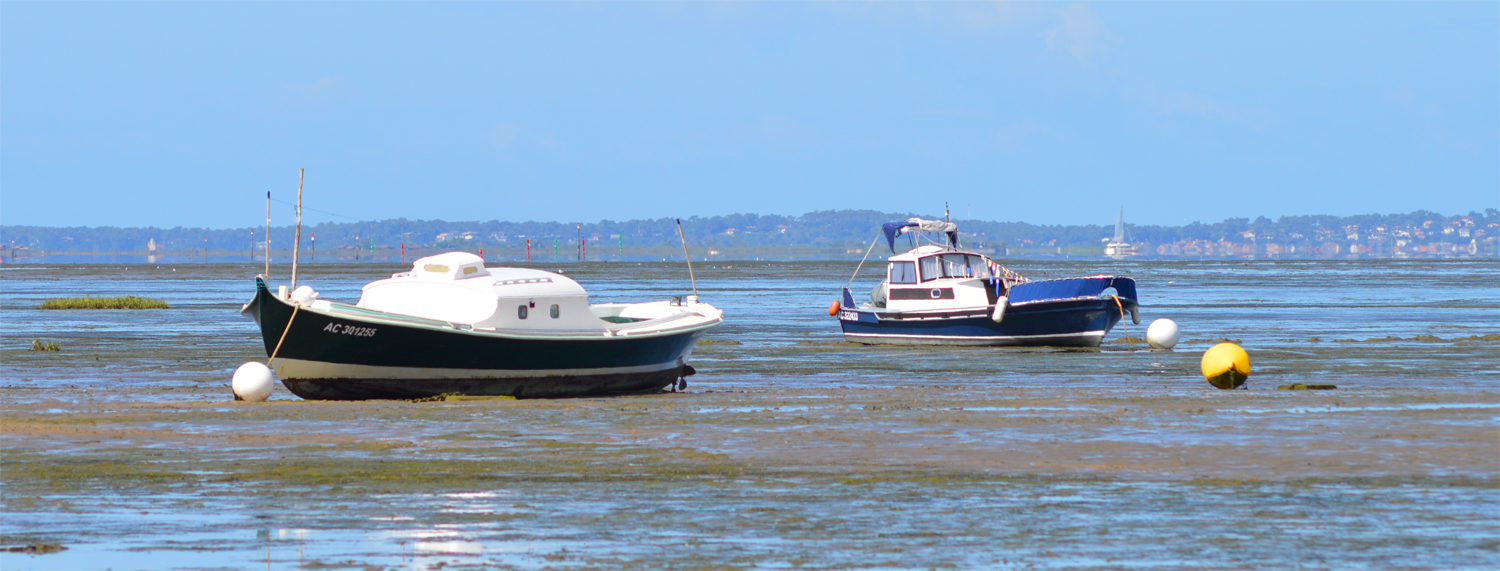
[951,254,992,279]
[940,254,975,278]
[973,256,993,279]
[918,256,941,282]
[922,254,992,280]
[888,261,917,284]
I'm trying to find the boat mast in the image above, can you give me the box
[675,219,698,298]
[292,168,303,290]
[264,192,270,278]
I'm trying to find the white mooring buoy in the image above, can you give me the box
[232,362,275,402]
[1146,318,1180,350]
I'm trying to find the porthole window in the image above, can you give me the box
[518,305,528,319]
[549,304,560,318]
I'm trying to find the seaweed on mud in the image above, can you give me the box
[38,296,169,310]
[793,340,864,347]
[1332,334,1498,344]
[1455,333,1500,342]
[29,339,60,352]
[403,393,517,403]
[1200,338,1244,345]
[698,338,743,345]
[0,543,67,555]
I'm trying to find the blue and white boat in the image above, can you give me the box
[834,218,1140,347]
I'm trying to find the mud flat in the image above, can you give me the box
[2,261,1497,570]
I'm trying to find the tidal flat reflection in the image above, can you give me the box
[1,260,1496,570]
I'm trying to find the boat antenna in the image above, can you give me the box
[675,218,698,297]
[264,191,271,278]
[291,168,303,290]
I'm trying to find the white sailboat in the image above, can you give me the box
[1104,208,1140,259]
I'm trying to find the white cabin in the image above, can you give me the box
[357,252,605,331]
[870,245,999,313]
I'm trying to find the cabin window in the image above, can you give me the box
[549,304,560,318]
[518,305,528,319]
[424,264,450,273]
[888,261,917,284]
[918,256,941,282]
[463,266,478,275]
[940,254,973,278]
[969,255,993,279]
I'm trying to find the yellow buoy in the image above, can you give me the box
[1201,342,1250,389]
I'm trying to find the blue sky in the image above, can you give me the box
[3,1,1495,229]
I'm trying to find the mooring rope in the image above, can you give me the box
[1113,295,1131,347]
[267,303,300,368]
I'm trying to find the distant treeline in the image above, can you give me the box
[3,208,1497,254]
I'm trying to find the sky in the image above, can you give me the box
[3,1,1496,229]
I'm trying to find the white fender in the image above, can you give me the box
[990,296,1008,323]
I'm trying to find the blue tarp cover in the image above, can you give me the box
[1008,277,1137,304]
[881,222,917,252]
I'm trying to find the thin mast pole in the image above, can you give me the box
[292,168,303,290]
[675,219,698,297]
[264,192,270,277]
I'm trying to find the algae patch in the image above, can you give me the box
[38,296,169,310]
[1,543,67,555]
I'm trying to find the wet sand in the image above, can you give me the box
[2,261,1497,569]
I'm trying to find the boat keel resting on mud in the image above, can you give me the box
[241,252,722,400]
[835,218,1140,347]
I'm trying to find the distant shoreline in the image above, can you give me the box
[3,246,1495,263]
[4,208,1497,260]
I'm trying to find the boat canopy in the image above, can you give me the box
[882,218,959,251]
[1008,276,1137,304]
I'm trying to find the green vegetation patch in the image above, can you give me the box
[1332,334,1499,344]
[0,544,67,555]
[38,296,169,310]
[403,393,518,403]
[29,339,60,352]
[697,338,743,345]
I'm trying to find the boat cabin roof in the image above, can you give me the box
[888,244,965,262]
[375,252,587,298]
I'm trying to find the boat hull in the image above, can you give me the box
[244,280,708,400]
[838,297,1134,347]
